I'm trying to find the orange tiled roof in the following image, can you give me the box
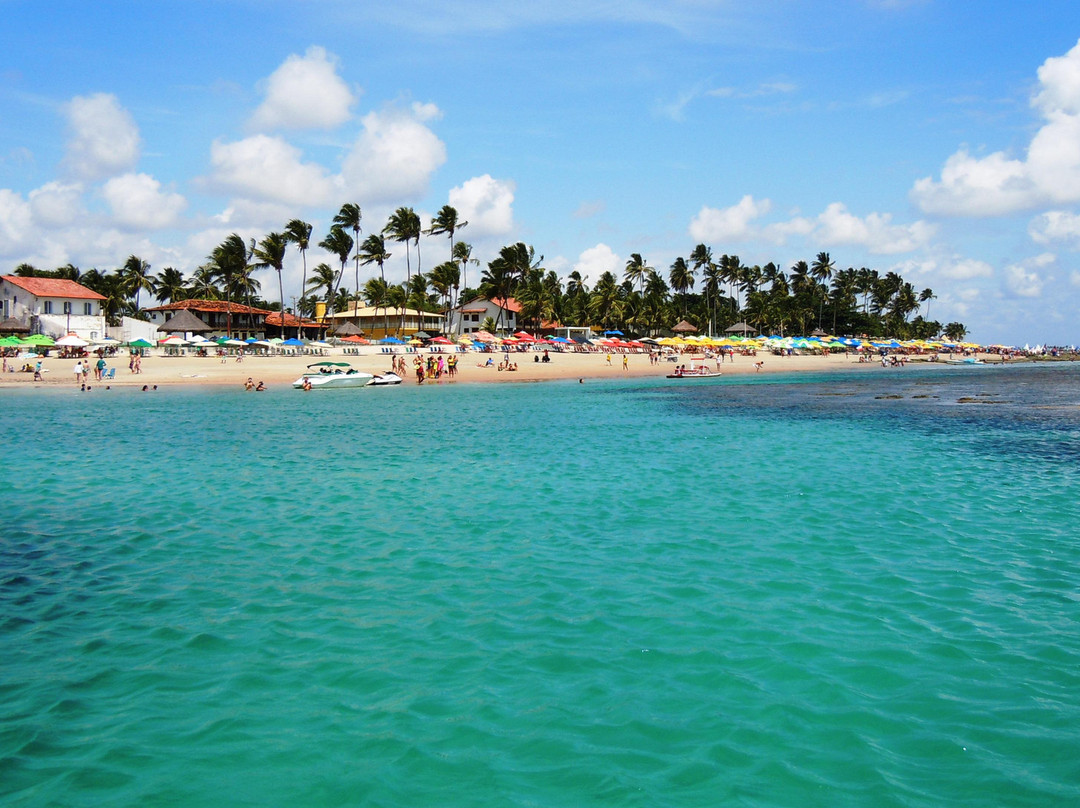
[265,311,319,327]
[460,296,521,313]
[145,299,273,315]
[2,275,106,300]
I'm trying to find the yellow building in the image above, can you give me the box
[324,303,444,339]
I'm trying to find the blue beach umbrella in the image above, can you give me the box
[380,336,404,344]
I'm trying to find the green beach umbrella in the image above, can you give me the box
[129,338,154,348]
[0,336,24,347]
[22,334,55,345]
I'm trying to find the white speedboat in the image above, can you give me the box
[293,362,374,389]
[944,357,987,366]
[366,372,403,386]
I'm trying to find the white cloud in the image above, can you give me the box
[207,135,338,206]
[940,257,995,281]
[912,38,1080,216]
[340,103,446,203]
[64,93,141,181]
[1028,210,1080,246]
[102,173,187,230]
[28,181,84,227]
[1003,253,1053,298]
[250,46,356,131]
[573,243,620,281]
[688,197,931,254]
[448,174,515,237]
[689,195,771,242]
[0,189,33,250]
[814,202,936,254]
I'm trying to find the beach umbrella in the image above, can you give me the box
[156,308,212,333]
[413,331,432,340]
[282,337,305,346]
[380,336,404,344]
[244,337,258,344]
[159,336,189,346]
[0,335,24,347]
[23,334,56,346]
[332,322,363,337]
[129,338,153,348]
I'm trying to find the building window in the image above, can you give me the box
[84,302,93,315]
[44,301,53,314]
[63,301,72,314]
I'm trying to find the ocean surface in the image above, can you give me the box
[3,363,1080,807]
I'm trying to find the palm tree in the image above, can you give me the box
[810,251,836,329]
[479,258,516,333]
[306,263,337,313]
[668,257,693,318]
[333,203,363,295]
[358,233,391,284]
[386,283,407,335]
[623,253,653,295]
[919,288,936,321]
[153,267,188,305]
[428,261,460,334]
[383,207,422,287]
[452,241,478,333]
[428,204,467,270]
[121,255,153,313]
[363,277,391,337]
[285,219,313,334]
[209,234,252,336]
[318,225,354,334]
[254,231,289,337]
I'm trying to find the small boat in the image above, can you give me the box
[366,372,403,386]
[293,361,374,389]
[667,358,722,379]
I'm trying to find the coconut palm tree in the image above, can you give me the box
[668,256,693,319]
[452,241,478,332]
[363,277,391,337]
[427,205,467,270]
[254,231,290,337]
[810,251,836,329]
[623,253,653,295]
[209,234,252,336]
[428,261,460,334]
[121,255,153,313]
[383,207,422,286]
[333,203,363,295]
[285,219,313,331]
[386,283,407,335]
[153,267,188,305]
[358,233,391,284]
[318,225,354,334]
[919,288,936,321]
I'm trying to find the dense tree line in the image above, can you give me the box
[10,203,968,343]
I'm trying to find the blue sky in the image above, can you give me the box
[2,0,1080,345]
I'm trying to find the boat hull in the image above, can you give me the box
[366,372,403,386]
[292,372,374,389]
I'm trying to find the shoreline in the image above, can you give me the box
[0,349,1026,391]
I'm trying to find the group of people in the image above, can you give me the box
[73,357,110,384]
[413,353,457,383]
[244,377,267,391]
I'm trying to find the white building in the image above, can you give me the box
[1,275,107,340]
[448,297,520,335]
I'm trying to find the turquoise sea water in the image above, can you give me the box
[3,364,1080,806]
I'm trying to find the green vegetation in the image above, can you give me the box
[10,212,959,339]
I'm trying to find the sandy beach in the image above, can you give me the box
[0,347,985,391]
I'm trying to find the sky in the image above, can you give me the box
[2,0,1080,345]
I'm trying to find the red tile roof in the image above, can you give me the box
[145,299,273,315]
[2,275,106,300]
[460,296,521,313]
[265,311,319,327]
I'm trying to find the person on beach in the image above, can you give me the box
[73,360,83,385]
[606,352,612,366]
[754,361,764,372]
[302,377,312,391]
[95,356,106,380]
[133,354,142,374]
[33,360,43,381]
[255,381,266,391]
[622,354,628,371]
[244,377,255,390]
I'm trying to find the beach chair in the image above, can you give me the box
[103,367,116,379]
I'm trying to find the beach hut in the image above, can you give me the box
[0,316,30,334]
[672,320,698,334]
[332,321,363,337]
[725,322,757,335]
[156,308,213,335]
